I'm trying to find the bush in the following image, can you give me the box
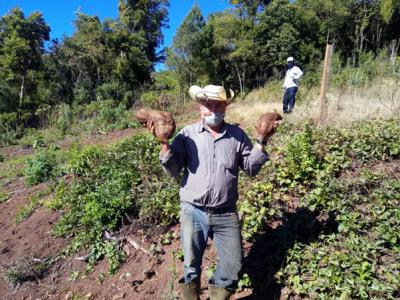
[140,90,160,108]
[70,100,138,133]
[24,149,57,186]
[20,128,46,149]
[55,104,73,136]
[51,133,179,274]
[238,182,274,240]
[0,112,21,146]
[274,122,322,191]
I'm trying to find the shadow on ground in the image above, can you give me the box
[240,207,338,300]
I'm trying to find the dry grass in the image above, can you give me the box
[226,78,399,128]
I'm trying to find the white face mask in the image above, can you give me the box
[204,112,225,127]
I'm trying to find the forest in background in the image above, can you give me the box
[0,0,399,144]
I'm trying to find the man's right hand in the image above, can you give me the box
[147,120,169,144]
[136,108,176,144]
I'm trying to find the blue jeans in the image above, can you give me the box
[180,202,242,289]
[283,87,298,113]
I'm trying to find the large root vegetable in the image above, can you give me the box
[135,108,176,143]
[255,112,282,144]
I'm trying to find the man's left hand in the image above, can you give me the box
[255,112,282,144]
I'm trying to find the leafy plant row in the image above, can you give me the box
[47,134,179,274]
[236,118,399,298]
[25,118,399,286]
[282,179,400,300]
[239,119,399,239]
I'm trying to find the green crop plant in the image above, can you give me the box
[41,117,400,282]
[15,188,51,224]
[281,176,400,300]
[24,149,57,186]
[239,182,275,240]
[51,133,179,274]
[274,122,322,192]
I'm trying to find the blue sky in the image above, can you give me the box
[0,0,232,50]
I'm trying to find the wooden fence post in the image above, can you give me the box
[316,44,333,127]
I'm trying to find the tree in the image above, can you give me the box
[48,1,169,106]
[166,3,208,87]
[118,0,169,72]
[0,8,50,114]
[380,0,400,23]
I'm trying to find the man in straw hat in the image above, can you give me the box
[156,85,279,300]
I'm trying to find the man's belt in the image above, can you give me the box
[195,205,236,214]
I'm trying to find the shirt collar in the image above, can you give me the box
[198,120,231,138]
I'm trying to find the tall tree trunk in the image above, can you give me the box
[233,59,243,96]
[19,75,25,108]
[353,24,359,66]
[242,68,245,95]
[390,39,400,65]
[376,24,382,52]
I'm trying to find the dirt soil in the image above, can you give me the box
[0,128,136,160]
[0,176,251,300]
[2,120,397,300]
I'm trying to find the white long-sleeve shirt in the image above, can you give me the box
[283,66,303,89]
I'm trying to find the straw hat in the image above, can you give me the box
[188,85,235,104]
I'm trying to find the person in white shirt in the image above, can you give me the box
[282,57,303,114]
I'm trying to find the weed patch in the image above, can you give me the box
[15,188,51,224]
[0,191,8,203]
[4,257,53,287]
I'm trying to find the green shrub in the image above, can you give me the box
[0,112,20,146]
[96,82,124,102]
[52,133,179,274]
[24,149,57,186]
[55,104,73,135]
[140,90,161,108]
[238,182,275,240]
[20,128,46,149]
[274,122,322,191]
[69,100,138,133]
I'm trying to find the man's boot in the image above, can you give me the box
[208,283,233,300]
[179,278,200,300]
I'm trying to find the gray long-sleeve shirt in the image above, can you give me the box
[160,121,269,209]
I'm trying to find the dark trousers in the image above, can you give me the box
[283,87,298,114]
